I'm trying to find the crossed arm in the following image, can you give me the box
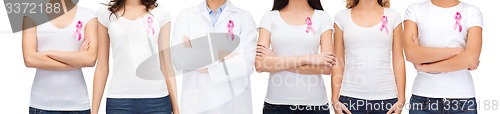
[22,16,98,71]
[254,28,335,75]
[403,20,482,73]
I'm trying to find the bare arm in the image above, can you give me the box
[91,22,110,114]
[22,16,77,71]
[287,30,334,75]
[392,24,406,102]
[45,19,99,67]
[255,29,335,73]
[403,20,463,64]
[158,22,180,114]
[415,27,482,72]
[331,24,344,102]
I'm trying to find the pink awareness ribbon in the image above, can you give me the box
[73,21,83,41]
[227,20,235,41]
[454,12,463,33]
[147,16,155,36]
[305,17,315,35]
[380,16,388,34]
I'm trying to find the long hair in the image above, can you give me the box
[346,0,390,8]
[103,0,158,19]
[272,0,324,11]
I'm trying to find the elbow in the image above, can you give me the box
[23,58,35,68]
[83,57,97,67]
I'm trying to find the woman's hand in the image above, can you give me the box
[305,53,336,67]
[79,37,91,51]
[256,44,275,57]
[386,100,405,114]
[332,100,351,114]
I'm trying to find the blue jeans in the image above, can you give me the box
[338,96,398,114]
[263,102,330,114]
[106,95,172,114]
[409,95,477,114]
[29,107,90,114]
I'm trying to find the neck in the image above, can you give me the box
[282,0,313,12]
[126,0,142,6]
[431,0,460,8]
[353,0,382,10]
[207,0,226,11]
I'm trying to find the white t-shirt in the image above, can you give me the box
[31,7,95,111]
[258,10,333,105]
[97,5,171,98]
[405,0,483,98]
[335,8,402,100]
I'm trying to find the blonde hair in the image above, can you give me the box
[346,0,390,8]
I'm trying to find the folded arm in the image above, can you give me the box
[415,26,482,73]
[44,19,99,67]
[21,16,77,71]
[403,20,464,64]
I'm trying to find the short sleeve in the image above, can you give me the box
[154,5,171,28]
[334,10,345,31]
[96,6,112,28]
[466,6,483,29]
[404,4,418,23]
[258,12,274,33]
[318,12,333,35]
[392,10,403,29]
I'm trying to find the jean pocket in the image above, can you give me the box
[409,97,428,111]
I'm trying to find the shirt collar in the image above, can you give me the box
[206,1,227,14]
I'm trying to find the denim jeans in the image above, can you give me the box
[262,102,330,114]
[106,95,172,114]
[29,107,90,114]
[338,95,398,114]
[409,95,477,114]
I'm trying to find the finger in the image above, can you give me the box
[342,106,352,114]
[257,44,269,48]
[386,106,396,114]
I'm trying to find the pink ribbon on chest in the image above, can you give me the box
[454,12,463,33]
[380,16,388,34]
[305,17,316,35]
[147,16,155,36]
[73,21,83,41]
[227,20,235,41]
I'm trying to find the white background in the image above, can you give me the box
[0,0,498,113]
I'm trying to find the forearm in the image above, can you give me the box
[393,58,406,101]
[288,65,331,75]
[255,55,308,73]
[45,51,96,67]
[331,58,345,101]
[417,52,477,73]
[406,46,461,64]
[24,53,77,70]
[91,66,108,113]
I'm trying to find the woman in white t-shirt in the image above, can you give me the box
[331,0,406,114]
[255,0,335,113]
[93,0,179,113]
[22,0,97,113]
[404,0,483,113]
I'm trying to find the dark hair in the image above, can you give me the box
[103,0,158,19]
[272,0,324,11]
[346,0,390,8]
